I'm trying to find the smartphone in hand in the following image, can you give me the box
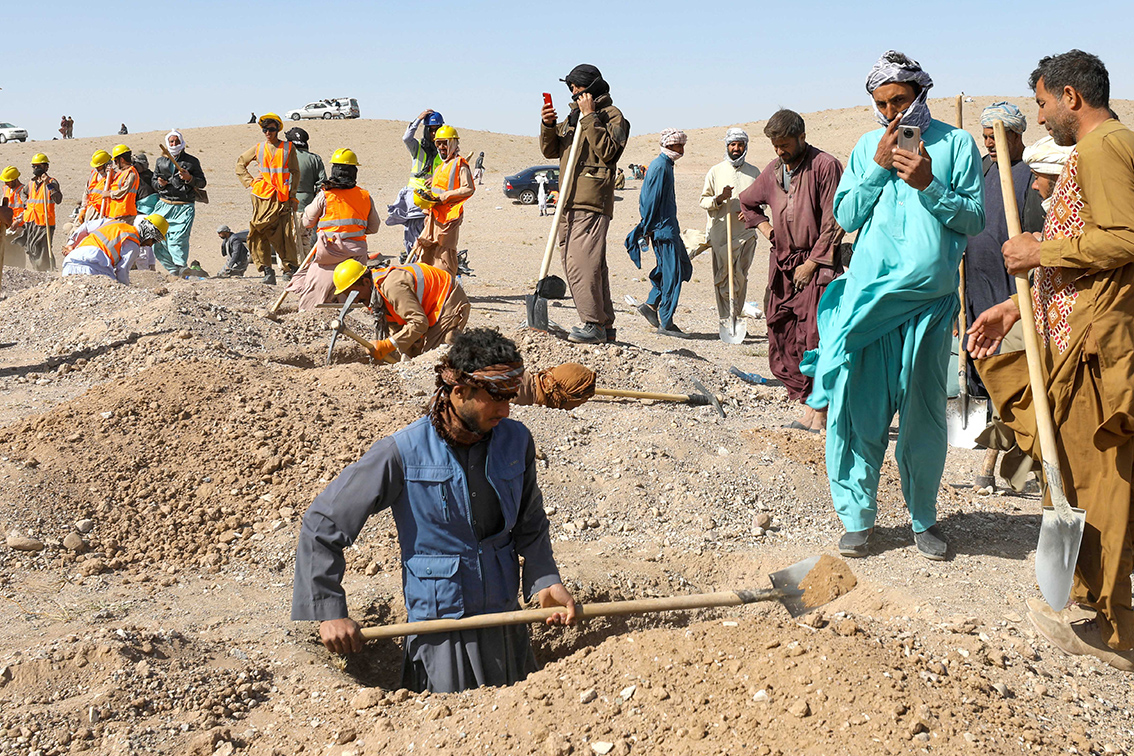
[543,93,553,108]
[897,125,921,153]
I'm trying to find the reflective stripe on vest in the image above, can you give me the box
[430,157,469,224]
[3,184,25,227]
[251,141,293,201]
[316,186,371,239]
[107,165,139,218]
[79,222,139,267]
[22,179,56,226]
[376,263,453,328]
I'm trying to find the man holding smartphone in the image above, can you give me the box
[801,50,985,560]
[540,64,630,344]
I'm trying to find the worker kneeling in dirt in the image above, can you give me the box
[333,258,471,361]
[61,214,167,284]
[292,328,577,693]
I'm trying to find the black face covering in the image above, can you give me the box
[324,163,357,189]
[32,164,48,177]
[562,63,610,126]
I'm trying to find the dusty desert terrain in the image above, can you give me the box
[1,96,1133,756]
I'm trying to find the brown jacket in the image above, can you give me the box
[539,94,629,217]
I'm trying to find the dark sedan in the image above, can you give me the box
[503,165,559,205]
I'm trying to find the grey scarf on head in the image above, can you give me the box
[866,50,934,132]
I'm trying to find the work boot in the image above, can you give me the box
[1068,618,1134,672]
[260,267,277,285]
[281,265,297,283]
[657,323,691,339]
[838,528,873,558]
[914,525,948,561]
[1027,606,1087,659]
[637,303,660,328]
[568,323,607,344]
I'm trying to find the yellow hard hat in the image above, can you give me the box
[0,166,19,182]
[333,259,368,295]
[111,144,131,159]
[433,125,459,140]
[144,213,169,238]
[331,148,360,166]
[30,153,49,165]
[90,150,112,168]
[258,113,283,129]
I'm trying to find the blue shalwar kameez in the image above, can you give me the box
[801,119,984,533]
[626,153,692,328]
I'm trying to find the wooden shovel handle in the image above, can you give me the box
[991,121,1066,499]
[593,387,704,404]
[538,119,586,282]
[268,243,318,315]
[360,590,783,641]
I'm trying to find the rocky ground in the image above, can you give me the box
[2,99,1134,755]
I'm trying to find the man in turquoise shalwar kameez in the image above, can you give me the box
[801,51,985,560]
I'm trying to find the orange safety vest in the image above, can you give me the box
[107,165,139,218]
[22,178,56,226]
[317,186,372,239]
[375,263,454,327]
[81,169,106,215]
[76,221,139,267]
[251,141,293,202]
[430,156,469,224]
[3,183,25,229]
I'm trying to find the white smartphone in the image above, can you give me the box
[897,124,921,153]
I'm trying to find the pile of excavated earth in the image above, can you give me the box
[3,100,1133,755]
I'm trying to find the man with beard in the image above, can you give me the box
[409,125,474,277]
[541,64,630,344]
[968,50,1134,671]
[19,153,62,271]
[740,111,845,432]
[292,328,577,693]
[702,128,760,328]
[153,129,207,276]
[235,113,300,284]
[802,51,984,561]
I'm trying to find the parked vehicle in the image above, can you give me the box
[285,98,360,121]
[503,165,559,205]
[0,123,28,143]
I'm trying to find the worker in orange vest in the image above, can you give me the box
[235,112,300,285]
[19,153,62,271]
[61,214,168,284]
[103,144,139,221]
[77,150,115,223]
[287,148,380,311]
[332,258,471,361]
[2,166,26,235]
[409,124,475,277]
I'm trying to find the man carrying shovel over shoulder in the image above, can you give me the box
[540,64,630,344]
[292,328,577,693]
[968,50,1134,671]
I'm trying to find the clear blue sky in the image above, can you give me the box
[4,0,1130,140]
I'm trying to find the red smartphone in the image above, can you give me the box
[543,92,553,108]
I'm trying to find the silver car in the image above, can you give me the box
[0,122,28,143]
[284,98,359,121]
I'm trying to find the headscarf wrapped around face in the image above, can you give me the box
[866,50,934,132]
[980,102,1027,134]
[165,129,186,158]
[660,128,687,161]
[1023,136,1073,177]
[725,127,749,167]
[429,356,525,446]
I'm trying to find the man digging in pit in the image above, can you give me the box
[292,328,577,693]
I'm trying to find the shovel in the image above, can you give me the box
[992,120,1085,611]
[593,378,725,418]
[525,112,584,331]
[947,259,987,448]
[719,210,746,344]
[360,556,838,641]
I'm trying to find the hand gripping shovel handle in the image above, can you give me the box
[991,120,1073,521]
[537,117,586,282]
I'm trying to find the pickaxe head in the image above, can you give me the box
[325,289,359,365]
[689,378,726,418]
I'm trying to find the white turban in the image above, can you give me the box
[659,128,688,148]
[980,102,1026,134]
[1023,136,1073,176]
[724,127,749,144]
[165,129,186,158]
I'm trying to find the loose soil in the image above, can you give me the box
[799,555,857,609]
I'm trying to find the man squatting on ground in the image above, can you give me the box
[235,113,300,285]
[152,129,207,276]
[701,128,760,323]
[740,110,845,433]
[292,328,577,693]
[800,50,984,561]
[540,64,630,344]
[627,129,693,338]
[968,50,1134,671]
[215,225,250,278]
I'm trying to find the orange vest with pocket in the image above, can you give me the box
[430,156,469,224]
[251,141,293,202]
[107,165,139,218]
[317,187,371,239]
[23,179,56,226]
[3,183,25,229]
[375,263,454,327]
[77,221,139,267]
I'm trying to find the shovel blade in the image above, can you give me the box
[946,397,987,448]
[1035,504,1086,611]
[719,317,747,345]
[525,293,549,331]
[768,555,821,617]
